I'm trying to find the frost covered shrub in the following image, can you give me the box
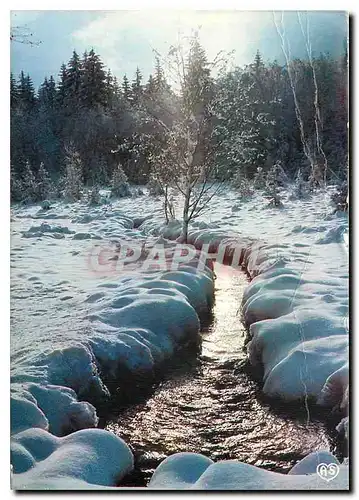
[63,147,83,202]
[37,162,53,201]
[331,181,348,212]
[231,172,255,200]
[21,160,39,203]
[41,200,52,210]
[10,166,23,203]
[147,175,164,196]
[111,163,131,198]
[265,163,283,207]
[88,185,101,205]
[291,168,309,199]
[253,167,266,189]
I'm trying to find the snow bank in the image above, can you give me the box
[148,451,348,490]
[11,235,214,439]
[143,212,348,414]
[11,428,133,490]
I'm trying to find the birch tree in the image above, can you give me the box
[147,33,227,242]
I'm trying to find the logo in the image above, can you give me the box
[316,463,340,482]
[86,239,246,278]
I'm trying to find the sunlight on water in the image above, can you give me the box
[105,264,332,486]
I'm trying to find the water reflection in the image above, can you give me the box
[105,264,332,486]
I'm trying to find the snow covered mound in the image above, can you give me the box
[11,240,214,438]
[147,451,349,490]
[11,428,134,490]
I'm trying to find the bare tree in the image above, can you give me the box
[146,33,228,242]
[10,25,41,46]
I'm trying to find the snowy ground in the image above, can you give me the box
[10,185,349,490]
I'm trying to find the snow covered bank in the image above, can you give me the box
[147,451,348,490]
[11,202,214,440]
[11,428,134,490]
[12,438,348,491]
[136,190,348,415]
[11,188,348,489]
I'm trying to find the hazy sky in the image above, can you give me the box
[10,10,348,89]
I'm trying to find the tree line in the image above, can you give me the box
[10,37,348,205]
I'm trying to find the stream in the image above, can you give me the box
[104,264,338,487]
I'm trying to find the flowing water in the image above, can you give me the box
[104,264,337,487]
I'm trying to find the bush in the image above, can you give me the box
[253,167,266,189]
[88,185,101,205]
[232,172,255,200]
[10,166,23,203]
[111,164,131,198]
[37,162,53,201]
[147,175,164,196]
[265,163,283,207]
[63,147,83,201]
[291,168,309,199]
[331,181,348,212]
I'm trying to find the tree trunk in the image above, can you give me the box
[181,183,191,243]
[164,185,169,224]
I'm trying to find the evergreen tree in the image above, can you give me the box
[10,72,20,108]
[105,69,114,107]
[56,63,68,107]
[183,33,212,116]
[122,74,131,101]
[65,50,82,106]
[145,74,156,97]
[111,163,131,198]
[112,76,121,99]
[131,67,143,105]
[38,77,56,108]
[18,71,36,108]
[22,160,38,202]
[37,162,53,200]
[154,56,165,91]
[81,49,107,107]
[63,146,83,201]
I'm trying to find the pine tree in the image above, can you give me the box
[112,76,121,99]
[38,77,50,107]
[63,146,83,201]
[56,63,68,107]
[10,73,20,108]
[105,69,114,107]
[154,56,165,91]
[111,163,131,198]
[22,160,38,202]
[131,67,143,105]
[183,33,212,116]
[18,72,36,108]
[81,49,107,107]
[10,163,23,202]
[66,50,82,106]
[37,162,52,200]
[122,74,131,101]
[145,74,156,97]
[47,76,57,108]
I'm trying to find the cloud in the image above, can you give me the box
[71,10,271,80]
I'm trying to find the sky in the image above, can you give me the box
[10,10,348,89]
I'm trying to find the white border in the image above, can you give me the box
[3,2,356,499]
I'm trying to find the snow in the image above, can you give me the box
[143,188,349,411]
[10,185,348,489]
[11,428,134,490]
[148,451,348,490]
[11,199,214,438]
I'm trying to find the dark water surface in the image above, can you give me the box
[104,264,335,486]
